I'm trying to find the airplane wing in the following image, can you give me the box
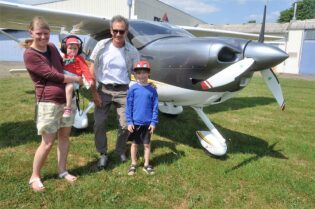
[180,25,284,41]
[0,1,109,34]
[0,1,282,41]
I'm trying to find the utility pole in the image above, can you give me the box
[292,0,301,21]
[127,0,132,19]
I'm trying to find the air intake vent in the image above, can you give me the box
[218,47,237,62]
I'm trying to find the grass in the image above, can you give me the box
[0,74,314,209]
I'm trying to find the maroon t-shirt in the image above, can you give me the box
[24,43,66,104]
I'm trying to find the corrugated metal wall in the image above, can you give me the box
[37,0,205,25]
[134,0,205,25]
[38,0,130,19]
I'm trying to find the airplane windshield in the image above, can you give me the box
[129,20,193,48]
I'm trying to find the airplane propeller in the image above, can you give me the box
[199,57,254,90]
[261,69,285,110]
[259,3,286,110]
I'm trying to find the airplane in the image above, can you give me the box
[0,1,288,157]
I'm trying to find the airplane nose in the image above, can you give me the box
[244,42,288,70]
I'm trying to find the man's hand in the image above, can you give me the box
[91,85,102,107]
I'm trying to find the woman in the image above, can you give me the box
[24,16,82,192]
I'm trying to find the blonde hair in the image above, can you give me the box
[21,16,50,48]
[19,39,33,49]
[28,16,50,31]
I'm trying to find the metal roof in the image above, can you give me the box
[198,19,315,35]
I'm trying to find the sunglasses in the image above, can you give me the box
[112,29,126,35]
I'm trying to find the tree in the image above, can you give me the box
[247,20,257,23]
[278,0,315,23]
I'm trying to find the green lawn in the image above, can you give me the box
[0,74,314,209]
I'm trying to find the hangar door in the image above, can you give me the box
[299,30,315,75]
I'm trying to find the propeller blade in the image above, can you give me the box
[258,4,267,43]
[261,69,285,110]
[199,58,254,89]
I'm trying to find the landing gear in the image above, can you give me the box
[192,107,227,156]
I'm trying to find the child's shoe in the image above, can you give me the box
[63,107,72,118]
[128,164,137,176]
[143,165,154,175]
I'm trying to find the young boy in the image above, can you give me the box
[126,60,159,175]
[62,36,93,117]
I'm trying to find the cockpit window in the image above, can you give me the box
[129,20,193,48]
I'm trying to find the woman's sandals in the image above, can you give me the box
[29,178,45,192]
[58,171,77,182]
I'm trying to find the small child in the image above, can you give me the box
[126,60,159,175]
[62,36,93,117]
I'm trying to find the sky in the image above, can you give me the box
[6,0,296,24]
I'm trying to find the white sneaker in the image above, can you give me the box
[97,154,108,168]
[120,154,127,162]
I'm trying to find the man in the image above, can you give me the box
[89,15,140,168]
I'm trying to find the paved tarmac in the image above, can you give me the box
[0,61,25,77]
[0,61,314,80]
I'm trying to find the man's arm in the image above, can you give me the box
[89,62,102,107]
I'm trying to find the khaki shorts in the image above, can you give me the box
[36,100,76,135]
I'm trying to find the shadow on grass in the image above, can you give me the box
[0,120,38,147]
[0,95,287,173]
[224,142,287,173]
[155,112,287,159]
[153,96,288,171]
[203,96,275,114]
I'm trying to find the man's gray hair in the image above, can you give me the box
[110,15,129,30]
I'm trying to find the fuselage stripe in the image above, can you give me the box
[201,81,212,90]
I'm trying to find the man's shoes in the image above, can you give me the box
[120,154,127,162]
[97,154,108,168]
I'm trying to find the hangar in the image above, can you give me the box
[0,0,314,75]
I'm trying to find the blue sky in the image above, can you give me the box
[6,0,295,24]
[160,0,295,24]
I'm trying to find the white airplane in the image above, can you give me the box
[0,1,288,156]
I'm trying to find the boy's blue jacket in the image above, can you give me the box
[126,83,158,126]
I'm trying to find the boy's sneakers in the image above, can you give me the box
[143,165,154,175]
[128,164,136,176]
[63,107,72,118]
